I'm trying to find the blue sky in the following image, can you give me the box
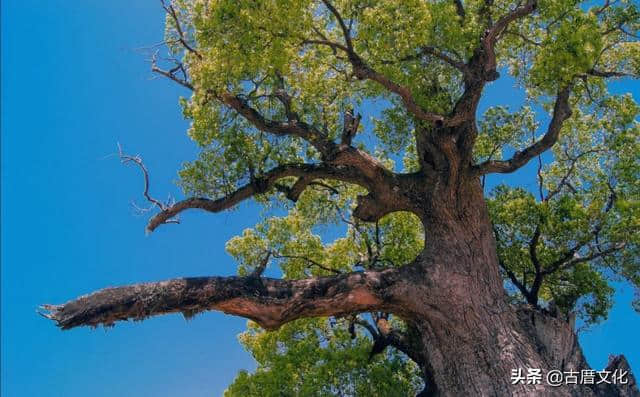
[1,1,638,396]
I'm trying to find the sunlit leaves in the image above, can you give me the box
[157,0,640,390]
[224,180,425,393]
[530,13,603,88]
[224,319,422,397]
[475,105,538,162]
[500,0,637,94]
[489,95,640,324]
[226,181,424,278]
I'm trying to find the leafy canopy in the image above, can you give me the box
[152,0,640,393]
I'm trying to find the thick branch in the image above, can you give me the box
[499,259,532,301]
[151,60,336,158]
[146,163,368,232]
[250,252,271,277]
[528,225,544,305]
[314,1,448,126]
[453,0,466,19]
[352,61,447,125]
[321,0,354,53]
[354,317,379,339]
[473,86,572,175]
[480,0,538,76]
[40,269,402,331]
[218,92,336,156]
[341,108,361,146]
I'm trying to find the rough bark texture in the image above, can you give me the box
[42,269,410,331]
[43,170,639,396]
[397,176,638,396]
[41,1,639,392]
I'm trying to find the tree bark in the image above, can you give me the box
[99,1,640,393]
[403,175,638,396]
[41,152,638,397]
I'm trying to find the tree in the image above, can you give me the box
[41,0,640,395]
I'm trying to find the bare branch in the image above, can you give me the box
[161,0,202,59]
[117,144,180,226]
[146,163,369,232]
[151,52,193,90]
[40,269,404,331]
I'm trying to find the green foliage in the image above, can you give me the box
[475,105,538,162]
[225,319,422,397]
[226,182,424,278]
[500,0,639,93]
[489,94,640,325]
[530,12,603,89]
[224,183,425,392]
[158,0,639,391]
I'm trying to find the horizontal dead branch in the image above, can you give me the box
[40,269,403,331]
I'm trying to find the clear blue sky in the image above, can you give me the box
[1,2,638,396]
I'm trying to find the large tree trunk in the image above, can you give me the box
[405,176,638,396]
[41,163,638,396]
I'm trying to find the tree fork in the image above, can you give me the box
[42,169,639,396]
[402,175,638,396]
